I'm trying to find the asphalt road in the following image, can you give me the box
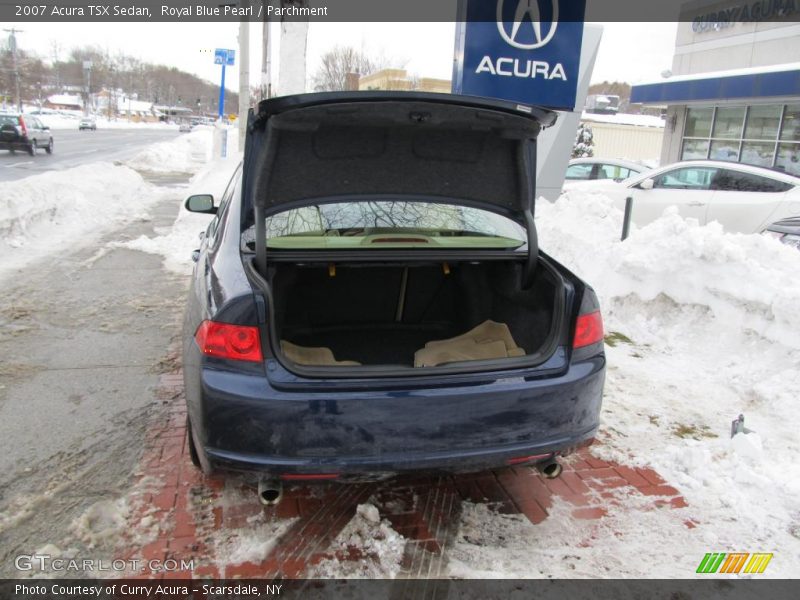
[0,128,181,183]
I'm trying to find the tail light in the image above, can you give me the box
[573,311,603,348]
[18,115,27,137]
[571,287,604,360]
[194,321,263,362]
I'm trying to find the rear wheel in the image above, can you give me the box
[45,138,53,154]
[27,143,35,156]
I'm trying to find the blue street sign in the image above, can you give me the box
[453,0,586,111]
[214,48,235,66]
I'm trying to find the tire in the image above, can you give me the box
[27,143,35,156]
[186,415,201,469]
[45,138,53,154]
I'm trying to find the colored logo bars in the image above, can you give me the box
[696,552,773,574]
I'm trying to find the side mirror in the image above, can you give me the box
[185,194,216,214]
[638,178,654,190]
[42,125,50,130]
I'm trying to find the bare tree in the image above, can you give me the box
[311,45,389,92]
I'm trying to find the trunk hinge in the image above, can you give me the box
[522,210,538,290]
[255,204,267,276]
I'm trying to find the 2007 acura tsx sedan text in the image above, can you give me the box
[182,92,605,504]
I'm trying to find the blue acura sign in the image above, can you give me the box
[453,0,586,111]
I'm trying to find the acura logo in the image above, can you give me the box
[496,0,559,50]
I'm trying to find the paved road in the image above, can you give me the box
[0,128,181,183]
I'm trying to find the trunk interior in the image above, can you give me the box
[268,260,564,369]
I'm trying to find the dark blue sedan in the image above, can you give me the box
[182,92,605,504]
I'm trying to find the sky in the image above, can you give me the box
[7,21,678,92]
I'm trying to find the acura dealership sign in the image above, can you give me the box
[453,0,586,110]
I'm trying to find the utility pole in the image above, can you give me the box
[261,0,272,100]
[238,1,250,151]
[277,1,309,96]
[4,28,23,112]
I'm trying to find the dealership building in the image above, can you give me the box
[631,3,800,175]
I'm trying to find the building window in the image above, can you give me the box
[680,104,800,175]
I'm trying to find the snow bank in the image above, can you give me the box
[115,128,240,274]
[0,164,161,282]
[125,127,213,174]
[538,192,800,349]
[452,191,800,577]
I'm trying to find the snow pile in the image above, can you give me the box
[115,129,240,274]
[310,502,406,578]
[457,190,800,577]
[538,193,800,348]
[0,164,161,282]
[125,128,213,174]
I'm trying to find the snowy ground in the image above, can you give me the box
[35,111,182,131]
[0,128,213,284]
[3,127,799,577]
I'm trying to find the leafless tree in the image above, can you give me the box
[311,46,390,92]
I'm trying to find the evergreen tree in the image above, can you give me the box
[572,122,595,158]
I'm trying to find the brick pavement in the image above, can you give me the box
[122,368,690,580]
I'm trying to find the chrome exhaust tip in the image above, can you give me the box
[257,478,283,506]
[537,459,563,479]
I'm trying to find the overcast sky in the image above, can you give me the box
[9,21,678,91]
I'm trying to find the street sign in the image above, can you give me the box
[453,0,586,111]
[214,48,236,66]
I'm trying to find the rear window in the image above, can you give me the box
[711,169,793,193]
[263,201,526,250]
[0,115,19,127]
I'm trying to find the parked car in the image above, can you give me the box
[0,113,53,155]
[562,160,800,234]
[79,117,97,131]
[765,217,800,250]
[564,157,649,183]
[181,92,606,502]
[179,123,193,133]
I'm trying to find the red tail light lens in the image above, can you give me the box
[18,116,27,136]
[573,310,603,349]
[194,321,263,362]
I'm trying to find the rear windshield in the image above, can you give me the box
[263,201,526,250]
[0,115,19,127]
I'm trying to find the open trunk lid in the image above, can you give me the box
[242,91,556,223]
[242,92,557,285]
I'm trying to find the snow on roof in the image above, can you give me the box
[117,98,153,112]
[46,94,83,107]
[580,111,665,128]
[634,61,800,87]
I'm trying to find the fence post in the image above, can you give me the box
[621,196,633,241]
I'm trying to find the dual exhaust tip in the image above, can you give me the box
[257,459,562,505]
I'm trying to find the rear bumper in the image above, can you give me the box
[186,352,605,477]
[0,140,30,149]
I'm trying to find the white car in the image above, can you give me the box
[564,157,650,186]
[562,160,800,234]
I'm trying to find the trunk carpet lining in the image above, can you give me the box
[284,323,458,366]
[283,320,524,368]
